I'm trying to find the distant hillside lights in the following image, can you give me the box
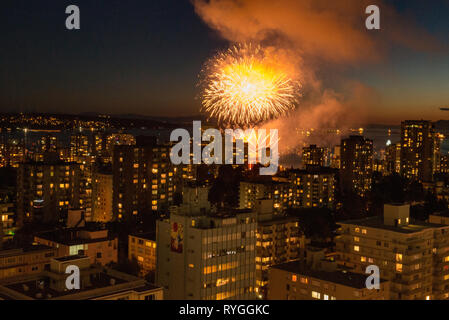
[169,121,279,175]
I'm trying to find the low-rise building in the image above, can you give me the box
[0,245,57,280]
[268,249,389,300]
[0,255,163,300]
[128,232,157,276]
[336,204,449,300]
[34,226,118,266]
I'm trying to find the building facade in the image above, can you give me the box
[156,201,257,300]
[340,135,373,196]
[336,204,449,300]
[400,120,436,182]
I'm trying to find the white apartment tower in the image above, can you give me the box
[156,185,257,300]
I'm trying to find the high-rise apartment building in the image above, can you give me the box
[16,156,83,227]
[400,120,436,182]
[268,249,390,300]
[336,204,449,300]
[302,145,326,167]
[238,180,291,212]
[385,142,401,175]
[330,146,341,169]
[91,167,113,223]
[340,136,373,196]
[288,167,337,209]
[34,227,118,266]
[112,137,177,221]
[254,199,305,299]
[156,186,257,300]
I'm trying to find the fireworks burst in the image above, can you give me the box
[200,43,301,128]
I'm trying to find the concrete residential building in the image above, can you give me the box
[302,145,326,167]
[268,250,389,300]
[340,135,373,196]
[128,232,157,276]
[34,227,118,266]
[16,157,84,227]
[385,142,401,175]
[112,138,177,221]
[254,199,305,299]
[288,167,337,209]
[156,186,257,300]
[0,255,163,300]
[238,181,266,210]
[0,245,57,280]
[0,202,14,240]
[91,168,113,222]
[400,120,436,182]
[238,180,291,212]
[336,204,449,300]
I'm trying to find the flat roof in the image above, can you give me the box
[338,216,447,234]
[35,228,115,246]
[0,245,54,258]
[258,215,299,226]
[2,269,129,299]
[272,260,387,289]
[430,210,449,218]
[53,254,88,262]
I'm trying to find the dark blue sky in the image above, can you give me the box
[0,0,227,116]
[1,0,448,121]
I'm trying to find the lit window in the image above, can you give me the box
[292,275,297,282]
[354,246,360,252]
[311,291,321,299]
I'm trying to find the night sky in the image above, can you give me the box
[1,0,449,123]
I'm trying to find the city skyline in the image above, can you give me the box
[2,1,449,305]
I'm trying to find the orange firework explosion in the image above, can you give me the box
[200,43,301,128]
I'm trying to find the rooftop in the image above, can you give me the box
[258,214,299,226]
[0,267,160,300]
[272,260,387,289]
[53,254,87,262]
[35,227,115,245]
[0,245,54,258]
[338,216,447,234]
